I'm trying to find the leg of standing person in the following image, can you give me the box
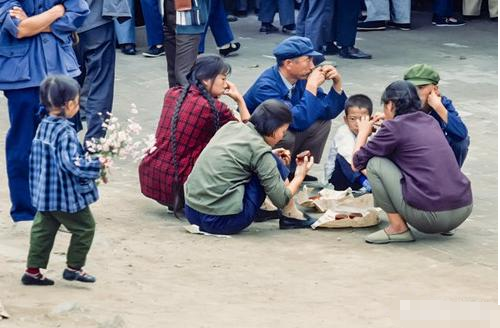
[296,0,329,51]
[26,212,61,269]
[53,208,96,270]
[175,34,202,85]
[388,0,411,29]
[208,0,240,57]
[433,0,465,26]
[462,0,483,16]
[259,0,279,33]
[114,0,136,55]
[358,0,389,31]
[277,0,296,33]
[140,0,166,57]
[3,88,40,222]
[335,0,372,59]
[75,22,116,145]
[164,0,178,87]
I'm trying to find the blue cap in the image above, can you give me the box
[273,36,325,63]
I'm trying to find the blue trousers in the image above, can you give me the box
[185,155,289,235]
[328,154,363,191]
[326,0,362,47]
[297,0,331,51]
[433,0,454,17]
[114,0,136,45]
[450,136,470,168]
[258,0,295,26]
[140,0,164,46]
[3,87,40,221]
[199,0,235,53]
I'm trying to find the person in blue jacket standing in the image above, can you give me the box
[0,0,89,222]
[404,64,470,167]
[244,36,347,180]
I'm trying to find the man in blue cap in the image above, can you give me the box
[244,36,347,181]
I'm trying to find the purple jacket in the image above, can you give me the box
[353,112,472,212]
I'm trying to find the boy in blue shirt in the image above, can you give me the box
[404,64,470,167]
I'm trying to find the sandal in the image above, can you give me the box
[365,228,415,244]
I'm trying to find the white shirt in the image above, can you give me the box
[324,124,357,183]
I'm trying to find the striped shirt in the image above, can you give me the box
[30,116,101,213]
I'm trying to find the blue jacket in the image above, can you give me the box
[0,0,89,90]
[243,65,347,131]
[431,96,469,145]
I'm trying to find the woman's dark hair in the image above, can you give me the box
[39,75,80,117]
[250,99,292,136]
[344,94,373,116]
[381,80,421,116]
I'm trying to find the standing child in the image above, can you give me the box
[324,94,374,191]
[21,76,104,286]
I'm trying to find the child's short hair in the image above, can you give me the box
[40,75,80,115]
[344,94,373,116]
[250,99,292,136]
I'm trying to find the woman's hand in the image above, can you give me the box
[295,155,314,178]
[223,81,242,101]
[272,148,291,166]
[356,116,375,137]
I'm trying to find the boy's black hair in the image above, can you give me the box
[250,99,292,137]
[381,80,421,117]
[344,94,373,116]
[39,75,80,117]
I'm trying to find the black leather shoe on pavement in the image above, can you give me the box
[21,273,55,286]
[63,268,96,283]
[339,46,372,59]
[279,216,316,230]
[219,42,240,57]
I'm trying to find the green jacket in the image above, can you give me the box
[184,121,292,215]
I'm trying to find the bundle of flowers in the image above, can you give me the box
[85,104,156,183]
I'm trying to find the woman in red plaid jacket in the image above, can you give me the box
[139,55,250,211]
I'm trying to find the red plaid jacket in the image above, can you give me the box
[139,85,236,206]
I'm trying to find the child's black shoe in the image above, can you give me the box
[21,273,55,286]
[63,268,96,283]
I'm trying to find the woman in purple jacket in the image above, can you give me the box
[352,81,473,244]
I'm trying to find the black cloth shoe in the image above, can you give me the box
[339,46,372,59]
[279,216,316,230]
[21,273,55,286]
[259,23,279,34]
[357,20,386,31]
[63,268,96,283]
[219,42,240,57]
[142,45,165,57]
[254,209,281,222]
[387,21,411,30]
[282,24,296,35]
[120,43,136,55]
[323,43,340,55]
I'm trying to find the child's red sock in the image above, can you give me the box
[26,267,40,275]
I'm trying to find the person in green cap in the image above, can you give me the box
[404,64,470,167]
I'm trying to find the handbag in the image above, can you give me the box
[174,0,192,11]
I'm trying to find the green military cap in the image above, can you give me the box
[404,64,440,86]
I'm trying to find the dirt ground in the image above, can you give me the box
[0,11,498,328]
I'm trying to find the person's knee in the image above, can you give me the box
[366,156,386,172]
